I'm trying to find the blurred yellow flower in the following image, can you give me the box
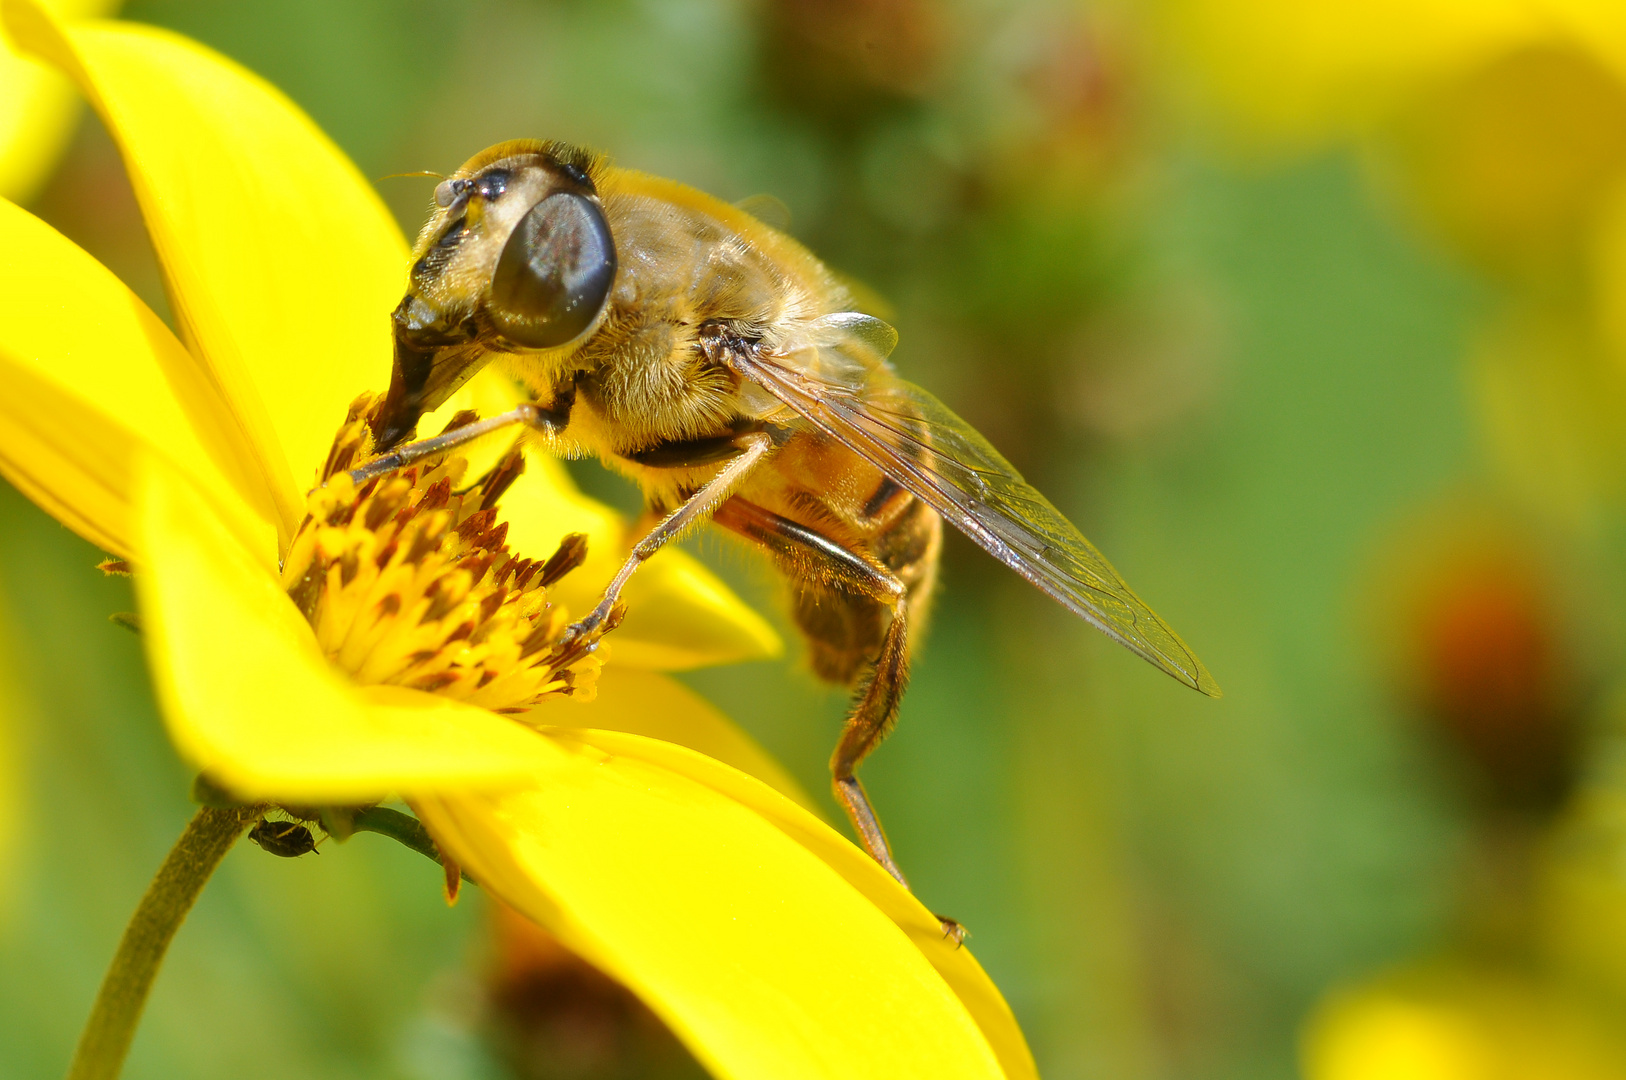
[1150,0,1626,149]
[0,1,1037,1077]
[1308,993,1492,1080]
[1151,0,1626,272]
[1303,971,1626,1080]
[0,0,115,202]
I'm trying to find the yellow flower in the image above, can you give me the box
[0,2,1037,1077]
[1302,969,1626,1080]
[1148,3,1620,262]
[1149,0,1626,150]
[0,0,116,202]
[1148,0,1626,274]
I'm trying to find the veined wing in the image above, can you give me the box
[728,329,1220,697]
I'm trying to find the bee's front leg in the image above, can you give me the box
[347,394,573,486]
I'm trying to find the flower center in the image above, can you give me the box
[279,395,605,714]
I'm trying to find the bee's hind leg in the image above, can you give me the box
[712,498,966,945]
[829,591,965,944]
[829,593,912,883]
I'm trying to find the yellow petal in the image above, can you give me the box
[543,728,1039,1080]
[501,453,782,668]
[5,0,409,535]
[416,737,1008,1080]
[133,453,568,804]
[612,548,785,669]
[0,198,274,564]
[0,0,116,201]
[527,667,812,808]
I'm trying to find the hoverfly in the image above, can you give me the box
[361,141,1220,919]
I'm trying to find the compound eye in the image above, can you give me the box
[488,192,615,349]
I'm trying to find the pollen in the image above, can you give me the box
[279,395,611,715]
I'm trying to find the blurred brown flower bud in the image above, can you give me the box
[1372,505,1586,816]
[757,0,945,127]
[1410,550,1575,811]
[486,903,704,1080]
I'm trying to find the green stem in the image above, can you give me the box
[350,805,475,884]
[67,805,257,1080]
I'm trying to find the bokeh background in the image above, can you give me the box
[7,1,1626,1077]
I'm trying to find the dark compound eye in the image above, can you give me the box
[477,168,510,201]
[488,192,616,350]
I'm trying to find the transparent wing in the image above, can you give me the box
[729,326,1220,696]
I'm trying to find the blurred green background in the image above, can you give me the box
[8,1,1626,1078]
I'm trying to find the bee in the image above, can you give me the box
[362,140,1220,915]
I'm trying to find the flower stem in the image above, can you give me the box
[67,805,258,1080]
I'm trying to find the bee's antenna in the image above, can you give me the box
[375,170,446,182]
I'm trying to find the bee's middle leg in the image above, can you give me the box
[562,432,774,642]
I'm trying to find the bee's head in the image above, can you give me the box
[373,140,616,449]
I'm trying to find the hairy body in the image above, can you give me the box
[368,141,1215,923]
[495,158,943,693]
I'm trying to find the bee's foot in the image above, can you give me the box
[558,599,625,649]
[560,607,608,645]
[936,915,967,948]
